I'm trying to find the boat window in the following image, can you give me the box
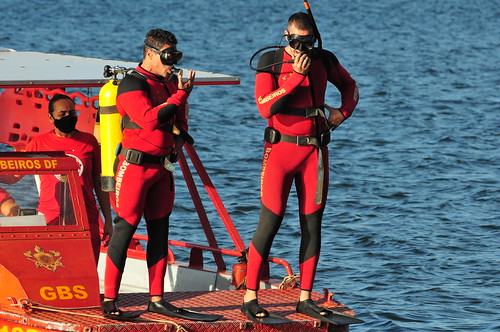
[0,171,76,227]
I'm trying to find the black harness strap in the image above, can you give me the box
[271,47,286,83]
[281,106,325,118]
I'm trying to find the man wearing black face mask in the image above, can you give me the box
[23,94,113,265]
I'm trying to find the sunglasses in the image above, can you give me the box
[145,42,183,66]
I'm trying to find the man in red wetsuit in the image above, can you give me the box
[242,12,359,323]
[101,28,196,320]
[24,94,113,264]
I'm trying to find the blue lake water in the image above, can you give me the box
[1,0,499,330]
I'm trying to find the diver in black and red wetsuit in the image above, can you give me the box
[101,28,197,320]
[241,12,359,323]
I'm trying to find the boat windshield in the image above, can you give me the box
[0,169,77,227]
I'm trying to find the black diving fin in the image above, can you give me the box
[148,300,222,322]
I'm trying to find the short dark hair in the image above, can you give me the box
[48,94,73,114]
[287,12,314,32]
[143,28,178,56]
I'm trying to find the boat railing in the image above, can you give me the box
[128,233,293,277]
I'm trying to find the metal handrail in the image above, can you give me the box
[131,233,294,277]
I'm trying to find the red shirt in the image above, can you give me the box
[24,130,100,225]
[0,186,13,207]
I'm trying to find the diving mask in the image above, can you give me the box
[286,34,316,53]
[145,41,183,66]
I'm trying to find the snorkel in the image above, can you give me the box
[249,1,322,71]
[303,0,322,52]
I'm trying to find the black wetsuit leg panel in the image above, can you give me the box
[107,217,138,273]
[299,207,324,264]
[251,204,284,259]
[146,215,170,269]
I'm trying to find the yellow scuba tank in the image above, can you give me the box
[98,65,127,192]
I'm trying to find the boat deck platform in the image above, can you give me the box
[0,289,361,331]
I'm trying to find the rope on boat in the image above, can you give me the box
[142,317,189,332]
[279,273,300,289]
[16,298,99,310]
[235,276,247,290]
[14,298,188,332]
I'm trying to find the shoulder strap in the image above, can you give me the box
[256,48,286,85]
[128,70,151,94]
[122,114,141,130]
[271,48,285,84]
[121,70,149,130]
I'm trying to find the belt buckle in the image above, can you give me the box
[264,127,281,144]
[125,149,143,165]
[297,136,310,145]
[305,108,320,118]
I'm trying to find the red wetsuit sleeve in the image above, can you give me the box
[117,87,188,132]
[255,69,307,119]
[327,60,359,119]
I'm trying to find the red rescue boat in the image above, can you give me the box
[0,49,363,331]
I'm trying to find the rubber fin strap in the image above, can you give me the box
[241,300,290,325]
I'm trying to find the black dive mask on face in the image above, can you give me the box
[287,34,316,53]
[53,115,77,133]
[145,41,183,66]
